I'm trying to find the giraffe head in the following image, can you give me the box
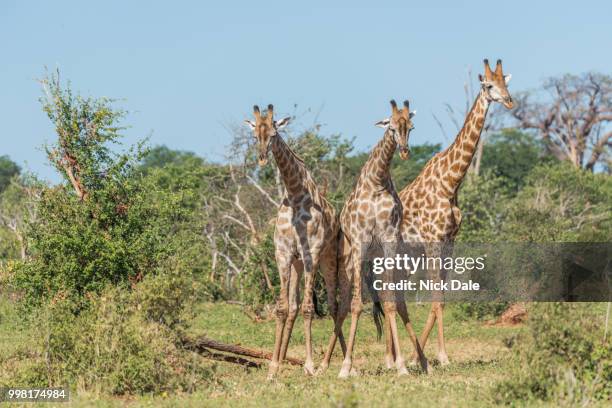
[375,100,415,160]
[479,59,513,109]
[244,104,291,166]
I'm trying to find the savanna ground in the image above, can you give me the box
[2,295,525,407]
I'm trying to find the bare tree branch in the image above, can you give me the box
[511,72,611,171]
[246,175,279,207]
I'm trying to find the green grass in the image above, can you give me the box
[0,298,525,407]
[0,295,27,358]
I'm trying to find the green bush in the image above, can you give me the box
[1,271,211,395]
[8,73,206,309]
[502,162,612,242]
[12,171,196,309]
[453,302,509,321]
[456,171,511,242]
[480,129,550,193]
[495,303,611,404]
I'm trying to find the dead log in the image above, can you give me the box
[194,348,261,368]
[183,336,304,366]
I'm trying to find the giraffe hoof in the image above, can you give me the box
[349,367,359,377]
[267,362,280,380]
[397,366,409,376]
[396,358,408,376]
[338,362,352,379]
[303,362,316,376]
[384,355,395,369]
[437,352,450,366]
[315,365,328,376]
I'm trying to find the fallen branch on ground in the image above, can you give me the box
[183,335,304,366]
[192,347,261,368]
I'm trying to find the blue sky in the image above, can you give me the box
[1,0,610,182]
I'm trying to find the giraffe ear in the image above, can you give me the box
[375,118,390,129]
[409,110,416,118]
[275,116,291,130]
[244,120,256,130]
[504,74,512,84]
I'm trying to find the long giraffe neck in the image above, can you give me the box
[365,130,396,186]
[271,134,309,199]
[439,88,490,191]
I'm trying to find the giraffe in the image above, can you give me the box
[321,100,427,378]
[244,104,345,379]
[396,59,513,365]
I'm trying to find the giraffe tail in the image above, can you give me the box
[364,259,384,340]
[372,301,384,341]
[313,286,323,318]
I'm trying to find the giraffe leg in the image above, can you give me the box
[413,301,437,364]
[268,253,293,380]
[383,301,408,376]
[413,242,449,365]
[321,282,349,375]
[338,244,363,379]
[435,242,451,366]
[319,238,351,374]
[378,239,408,376]
[278,260,301,364]
[384,312,395,369]
[435,302,449,365]
[397,301,429,373]
[318,248,347,374]
[301,251,320,376]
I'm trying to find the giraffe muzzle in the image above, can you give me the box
[399,147,410,160]
[258,156,268,166]
[503,97,514,109]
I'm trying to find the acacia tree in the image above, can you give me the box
[40,69,126,200]
[512,73,611,171]
[14,72,197,307]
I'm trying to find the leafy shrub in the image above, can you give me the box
[480,129,550,193]
[453,302,509,321]
[495,303,611,404]
[12,171,196,309]
[8,72,207,309]
[1,271,211,395]
[456,171,511,242]
[502,162,612,242]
